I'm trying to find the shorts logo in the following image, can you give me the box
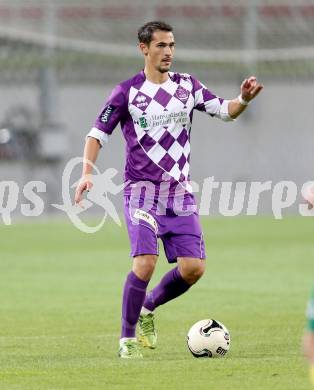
[134,209,158,233]
[100,105,115,123]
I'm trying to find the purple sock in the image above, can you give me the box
[121,271,149,338]
[143,267,190,311]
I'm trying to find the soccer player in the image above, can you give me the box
[303,287,314,387]
[75,21,263,358]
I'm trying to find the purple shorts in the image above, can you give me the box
[124,193,206,263]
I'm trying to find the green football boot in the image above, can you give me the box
[118,339,143,359]
[138,312,157,349]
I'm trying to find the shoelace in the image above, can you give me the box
[141,316,155,335]
[125,341,136,350]
[124,341,140,355]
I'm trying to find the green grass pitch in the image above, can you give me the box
[0,217,313,390]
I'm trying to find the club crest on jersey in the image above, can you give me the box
[100,105,115,123]
[174,86,190,104]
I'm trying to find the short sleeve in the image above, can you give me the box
[190,75,234,122]
[87,84,127,146]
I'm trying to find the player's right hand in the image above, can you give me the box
[74,175,93,207]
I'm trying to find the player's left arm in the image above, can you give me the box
[192,74,263,122]
[228,76,264,119]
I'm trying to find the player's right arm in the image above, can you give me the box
[74,137,101,205]
[74,83,127,206]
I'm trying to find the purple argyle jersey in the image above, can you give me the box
[92,70,231,192]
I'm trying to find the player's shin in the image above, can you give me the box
[121,271,150,338]
[138,267,190,349]
[143,266,190,311]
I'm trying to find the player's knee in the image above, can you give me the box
[187,265,205,284]
[179,260,206,285]
[132,254,158,281]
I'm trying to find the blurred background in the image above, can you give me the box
[1,4,313,388]
[1,0,314,218]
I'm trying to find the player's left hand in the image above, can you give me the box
[240,76,263,102]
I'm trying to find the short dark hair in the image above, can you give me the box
[138,21,173,45]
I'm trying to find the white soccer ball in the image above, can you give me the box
[187,319,231,358]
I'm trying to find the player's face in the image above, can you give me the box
[142,30,175,73]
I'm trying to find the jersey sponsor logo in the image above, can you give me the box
[133,209,158,233]
[135,116,151,130]
[135,112,187,130]
[100,105,115,123]
[151,111,188,127]
[139,117,148,129]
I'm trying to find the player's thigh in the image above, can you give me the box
[124,196,159,256]
[161,230,206,264]
[160,209,206,264]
